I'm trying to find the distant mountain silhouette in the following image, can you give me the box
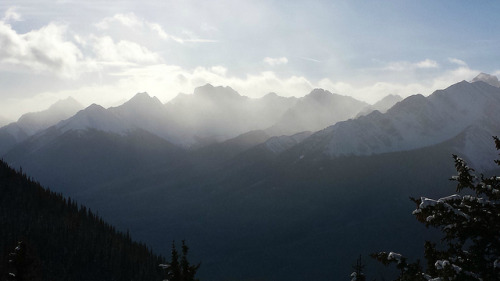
[0,115,11,127]
[471,72,500,87]
[267,89,369,136]
[0,97,83,155]
[357,94,403,117]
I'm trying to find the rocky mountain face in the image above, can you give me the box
[288,79,500,170]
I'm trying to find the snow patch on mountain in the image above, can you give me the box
[265,131,312,154]
[298,80,500,160]
[58,104,130,133]
[0,97,84,155]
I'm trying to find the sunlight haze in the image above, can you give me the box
[0,0,499,119]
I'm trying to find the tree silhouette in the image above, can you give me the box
[372,136,500,280]
[162,240,200,281]
[351,255,366,281]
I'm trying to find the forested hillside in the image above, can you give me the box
[0,160,165,281]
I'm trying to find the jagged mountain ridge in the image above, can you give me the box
[164,84,298,146]
[41,84,373,149]
[0,97,83,155]
[284,79,500,170]
[356,94,403,117]
[266,89,369,136]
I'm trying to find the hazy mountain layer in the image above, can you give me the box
[0,97,83,155]
[0,115,11,127]
[32,84,371,149]
[164,84,298,146]
[267,89,369,136]
[357,94,403,117]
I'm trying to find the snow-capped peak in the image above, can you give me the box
[295,79,500,166]
[57,103,129,133]
[471,73,500,87]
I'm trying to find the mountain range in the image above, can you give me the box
[1,73,499,280]
[0,97,83,155]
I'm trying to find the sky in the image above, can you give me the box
[1,0,499,120]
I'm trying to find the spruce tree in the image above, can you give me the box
[350,255,366,281]
[6,241,42,281]
[180,240,200,281]
[372,136,500,280]
[162,240,200,281]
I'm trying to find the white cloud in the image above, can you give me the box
[263,57,288,66]
[0,20,85,78]
[2,7,22,23]
[384,59,439,71]
[200,22,218,32]
[89,35,161,64]
[95,13,143,29]
[180,29,218,43]
[210,65,227,76]
[110,65,313,100]
[415,59,439,69]
[1,61,481,121]
[5,64,314,118]
[448,58,467,66]
[95,13,193,43]
[318,65,479,104]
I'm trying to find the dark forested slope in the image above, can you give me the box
[0,160,165,281]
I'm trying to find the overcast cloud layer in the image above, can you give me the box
[1,1,499,120]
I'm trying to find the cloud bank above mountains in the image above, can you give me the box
[0,1,499,119]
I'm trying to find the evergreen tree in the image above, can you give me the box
[162,240,200,281]
[372,136,500,280]
[180,240,200,281]
[0,160,165,280]
[6,241,42,281]
[350,255,366,281]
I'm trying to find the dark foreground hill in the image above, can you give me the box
[0,160,165,281]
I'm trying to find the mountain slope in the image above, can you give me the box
[0,97,83,155]
[165,84,297,146]
[0,115,11,127]
[3,128,188,200]
[357,94,403,117]
[289,80,500,169]
[0,160,165,281]
[267,89,369,136]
